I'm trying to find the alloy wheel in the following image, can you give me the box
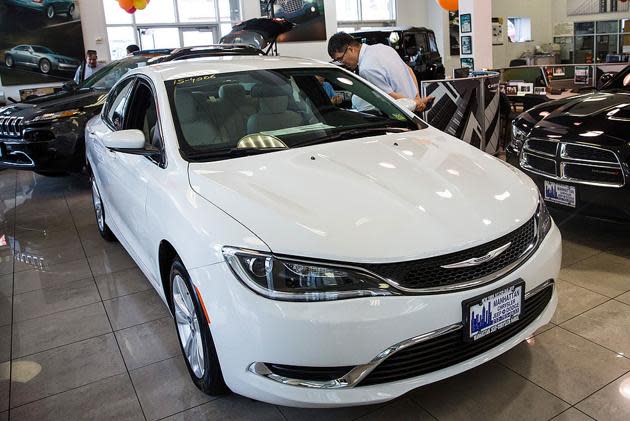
[173,275,205,378]
[91,179,105,232]
[39,60,51,74]
[46,5,55,18]
[5,56,13,67]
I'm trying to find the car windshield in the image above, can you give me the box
[31,46,54,54]
[603,65,630,90]
[80,56,152,91]
[166,67,425,161]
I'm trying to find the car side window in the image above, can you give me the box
[105,78,135,131]
[125,80,163,153]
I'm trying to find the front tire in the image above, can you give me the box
[46,5,55,18]
[39,58,51,74]
[66,3,74,18]
[91,177,116,241]
[170,259,228,395]
[5,55,13,68]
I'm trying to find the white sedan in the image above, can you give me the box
[85,55,561,408]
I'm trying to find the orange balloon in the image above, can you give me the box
[118,0,134,10]
[436,0,458,11]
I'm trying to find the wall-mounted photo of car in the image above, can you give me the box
[4,44,79,74]
[265,0,321,24]
[4,0,75,19]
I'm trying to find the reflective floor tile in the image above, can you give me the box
[70,207,100,229]
[115,317,180,371]
[576,372,630,421]
[0,411,5,421]
[357,397,435,421]
[411,361,569,421]
[0,361,7,412]
[552,280,609,325]
[14,213,75,235]
[561,240,601,268]
[77,225,122,258]
[103,289,170,331]
[87,249,136,277]
[0,254,14,276]
[9,373,144,421]
[559,253,630,298]
[561,300,630,356]
[550,408,595,421]
[163,395,283,421]
[533,323,555,336]
[0,326,9,363]
[615,291,630,306]
[10,333,126,408]
[499,327,630,404]
[12,302,111,359]
[12,278,100,322]
[13,243,86,274]
[13,259,92,295]
[0,275,11,326]
[13,228,79,254]
[94,267,151,301]
[130,356,211,421]
[280,403,385,421]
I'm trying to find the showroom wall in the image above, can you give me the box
[551,0,630,23]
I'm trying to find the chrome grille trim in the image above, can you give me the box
[520,138,625,188]
[0,116,24,138]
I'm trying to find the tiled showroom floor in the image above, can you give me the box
[2,169,630,420]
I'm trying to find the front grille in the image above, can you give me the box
[521,138,625,187]
[361,216,537,291]
[278,0,304,14]
[562,144,617,163]
[0,116,24,138]
[358,283,553,386]
[266,363,354,382]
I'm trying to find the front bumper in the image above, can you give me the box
[507,151,630,221]
[190,222,561,407]
[57,63,78,71]
[0,137,74,172]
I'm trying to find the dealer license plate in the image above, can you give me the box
[544,181,576,208]
[464,281,524,342]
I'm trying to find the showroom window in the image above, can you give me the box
[336,0,396,32]
[103,0,241,60]
[507,17,532,43]
[554,19,629,63]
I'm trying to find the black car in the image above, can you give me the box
[0,53,167,174]
[507,65,630,221]
[351,26,446,82]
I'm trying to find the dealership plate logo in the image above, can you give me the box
[441,242,512,269]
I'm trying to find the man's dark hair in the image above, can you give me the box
[126,44,140,54]
[86,49,97,56]
[327,32,360,58]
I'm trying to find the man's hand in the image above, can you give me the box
[331,95,343,106]
[414,96,435,113]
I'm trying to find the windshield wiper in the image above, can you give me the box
[185,147,287,161]
[292,126,410,148]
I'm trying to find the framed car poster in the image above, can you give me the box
[461,14,472,33]
[461,58,474,69]
[461,36,473,55]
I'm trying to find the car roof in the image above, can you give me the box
[132,55,337,81]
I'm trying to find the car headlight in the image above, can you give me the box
[537,194,553,239]
[510,123,528,151]
[223,247,399,302]
[31,109,81,122]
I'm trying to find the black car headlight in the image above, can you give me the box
[510,123,528,151]
[223,248,398,301]
[537,194,553,240]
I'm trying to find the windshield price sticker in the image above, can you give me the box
[465,282,524,341]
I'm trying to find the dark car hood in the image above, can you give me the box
[524,90,630,147]
[0,89,106,121]
[220,18,295,50]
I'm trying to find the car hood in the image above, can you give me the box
[0,90,106,121]
[525,90,630,147]
[49,53,79,63]
[188,128,539,263]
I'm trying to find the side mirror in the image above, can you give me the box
[102,129,146,151]
[598,72,615,89]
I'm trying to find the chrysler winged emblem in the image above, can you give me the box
[441,242,512,269]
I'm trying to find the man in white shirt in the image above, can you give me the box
[327,32,433,113]
[74,50,104,83]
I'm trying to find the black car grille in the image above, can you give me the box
[0,116,24,138]
[360,215,537,291]
[358,282,553,386]
[521,138,625,187]
[278,0,304,14]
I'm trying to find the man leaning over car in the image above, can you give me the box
[328,32,434,113]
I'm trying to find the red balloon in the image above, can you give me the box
[125,6,136,13]
[436,0,458,11]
